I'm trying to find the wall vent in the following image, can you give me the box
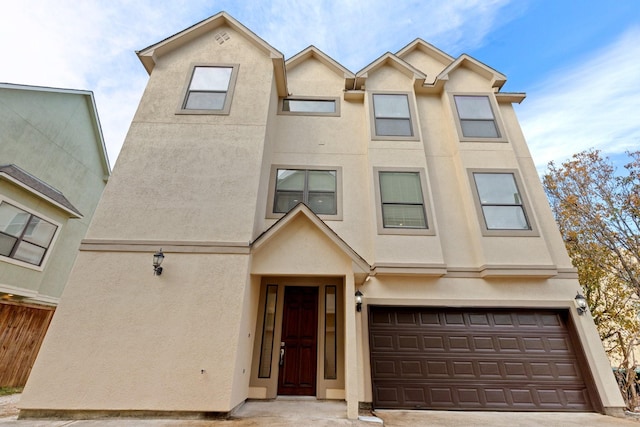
[215,31,230,45]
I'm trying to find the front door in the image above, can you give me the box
[278,286,318,396]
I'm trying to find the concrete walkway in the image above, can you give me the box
[2,395,640,426]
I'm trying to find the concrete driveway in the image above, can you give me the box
[2,395,640,426]
[374,410,640,426]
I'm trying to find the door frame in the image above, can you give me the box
[249,277,345,399]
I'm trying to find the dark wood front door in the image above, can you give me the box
[278,286,318,396]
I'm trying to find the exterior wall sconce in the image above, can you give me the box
[153,249,164,276]
[355,290,363,312]
[575,292,588,315]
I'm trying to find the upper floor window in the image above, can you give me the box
[374,168,434,235]
[0,201,58,266]
[371,93,417,139]
[470,171,537,236]
[279,97,339,116]
[269,168,340,218]
[178,64,239,115]
[453,95,501,139]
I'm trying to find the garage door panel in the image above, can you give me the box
[369,307,594,411]
[372,356,584,382]
[373,380,593,410]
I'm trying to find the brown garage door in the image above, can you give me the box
[369,307,597,411]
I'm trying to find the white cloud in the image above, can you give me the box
[518,26,640,172]
[0,0,518,165]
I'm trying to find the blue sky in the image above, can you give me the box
[1,1,638,172]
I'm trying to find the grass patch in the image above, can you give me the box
[0,387,23,396]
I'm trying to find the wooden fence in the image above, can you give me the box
[0,300,55,387]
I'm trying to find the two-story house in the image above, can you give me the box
[0,83,110,387]
[19,12,624,419]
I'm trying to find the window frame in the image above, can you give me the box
[266,165,343,220]
[468,169,538,237]
[369,91,419,141]
[0,198,61,270]
[451,93,507,142]
[373,167,435,235]
[176,63,240,115]
[278,96,340,117]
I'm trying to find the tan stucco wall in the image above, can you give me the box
[20,251,253,412]
[87,24,274,243]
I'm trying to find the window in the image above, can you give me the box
[454,95,500,139]
[379,171,427,228]
[258,285,278,378]
[374,169,434,235]
[0,201,57,266]
[270,168,339,217]
[179,64,239,114]
[371,93,416,138]
[279,97,339,116]
[471,172,532,233]
[324,286,337,380]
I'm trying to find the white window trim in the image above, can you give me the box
[373,167,435,235]
[467,169,539,237]
[0,196,62,271]
[176,63,240,115]
[368,91,420,141]
[266,165,343,220]
[277,96,340,117]
[450,93,508,143]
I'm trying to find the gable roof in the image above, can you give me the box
[436,54,507,89]
[251,203,370,274]
[357,52,427,81]
[0,164,82,218]
[0,83,111,178]
[286,46,355,78]
[395,38,455,64]
[136,11,288,96]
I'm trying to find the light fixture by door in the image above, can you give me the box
[355,289,363,312]
[575,292,588,315]
[153,249,165,276]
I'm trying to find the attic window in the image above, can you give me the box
[278,97,339,116]
[178,64,239,115]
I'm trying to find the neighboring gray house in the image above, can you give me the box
[0,83,110,386]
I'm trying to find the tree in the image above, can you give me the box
[543,150,640,406]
